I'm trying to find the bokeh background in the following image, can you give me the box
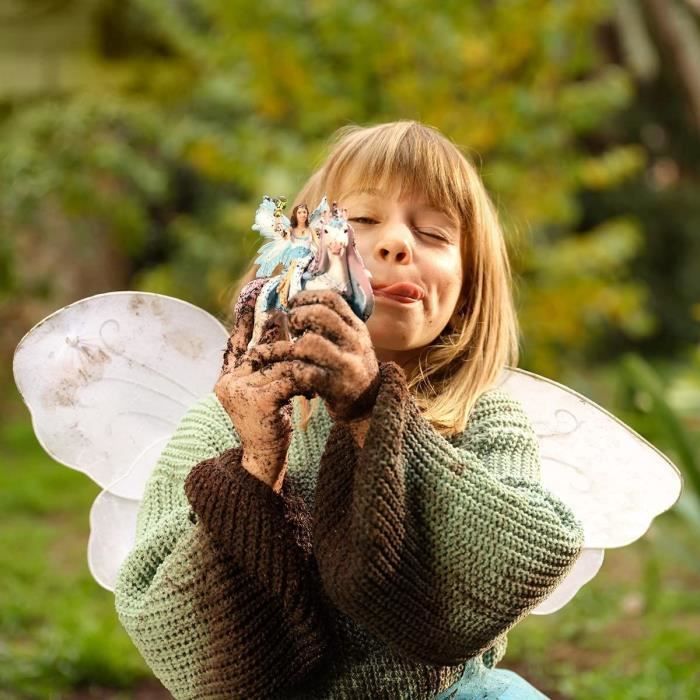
[2,1,699,698]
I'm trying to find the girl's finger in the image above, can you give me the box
[257,310,288,346]
[224,303,255,371]
[242,339,295,371]
[287,303,355,352]
[247,359,330,401]
[233,310,287,371]
[290,332,346,371]
[288,289,363,332]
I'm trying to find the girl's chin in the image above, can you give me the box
[367,312,413,334]
[368,329,415,350]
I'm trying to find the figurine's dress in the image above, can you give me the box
[276,228,318,306]
[288,228,315,257]
[259,228,315,271]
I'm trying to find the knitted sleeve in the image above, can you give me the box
[312,361,584,666]
[114,393,329,700]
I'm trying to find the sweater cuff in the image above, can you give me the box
[362,360,414,446]
[333,359,409,417]
[184,447,316,607]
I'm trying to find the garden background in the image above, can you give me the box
[1,1,699,698]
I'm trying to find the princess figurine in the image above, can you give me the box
[276,202,321,306]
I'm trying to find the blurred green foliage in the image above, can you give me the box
[617,348,700,534]
[0,0,660,377]
[0,412,151,698]
[1,1,699,698]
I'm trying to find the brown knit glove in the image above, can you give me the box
[215,278,310,488]
[285,289,381,422]
[224,288,381,425]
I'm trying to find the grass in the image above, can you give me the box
[1,378,698,699]
[0,389,155,699]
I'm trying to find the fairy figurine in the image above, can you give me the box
[275,202,321,306]
[252,196,304,276]
[248,194,374,349]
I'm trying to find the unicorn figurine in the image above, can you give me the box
[248,194,374,349]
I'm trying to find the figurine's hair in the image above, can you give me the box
[232,120,521,436]
[289,203,308,229]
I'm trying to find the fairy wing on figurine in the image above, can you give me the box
[308,195,331,231]
[251,195,295,277]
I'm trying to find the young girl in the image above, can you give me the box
[114,120,584,699]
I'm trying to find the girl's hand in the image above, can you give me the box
[215,280,312,491]
[285,289,381,423]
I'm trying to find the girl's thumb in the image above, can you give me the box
[224,278,267,370]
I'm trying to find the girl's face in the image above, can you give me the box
[342,186,463,369]
[296,207,308,224]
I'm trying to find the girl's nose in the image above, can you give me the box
[373,224,413,264]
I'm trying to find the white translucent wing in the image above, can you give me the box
[252,196,291,240]
[495,366,682,614]
[13,291,228,500]
[88,489,140,591]
[14,291,228,592]
[497,367,681,547]
[531,548,605,615]
[89,433,202,591]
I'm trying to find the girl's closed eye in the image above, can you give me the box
[414,227,449,242]
[350,216,450,242]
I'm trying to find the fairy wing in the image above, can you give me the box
[88,489,141,590]
[251,195,291,240]
[309,195,330,230]
[13,291,228,590]
[495,367,682,614]
[251,195,295,277]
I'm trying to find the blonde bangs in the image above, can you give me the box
[313,122,471,229]
[230,121,521,437]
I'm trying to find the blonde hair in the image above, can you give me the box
[229,120,521,436]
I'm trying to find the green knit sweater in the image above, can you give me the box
[114,361,584,699]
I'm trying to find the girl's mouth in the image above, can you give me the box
[371,282,425,301]
[373,289,419,305]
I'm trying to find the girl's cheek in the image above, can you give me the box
[435,250,462,285]
[433,255,463,313]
